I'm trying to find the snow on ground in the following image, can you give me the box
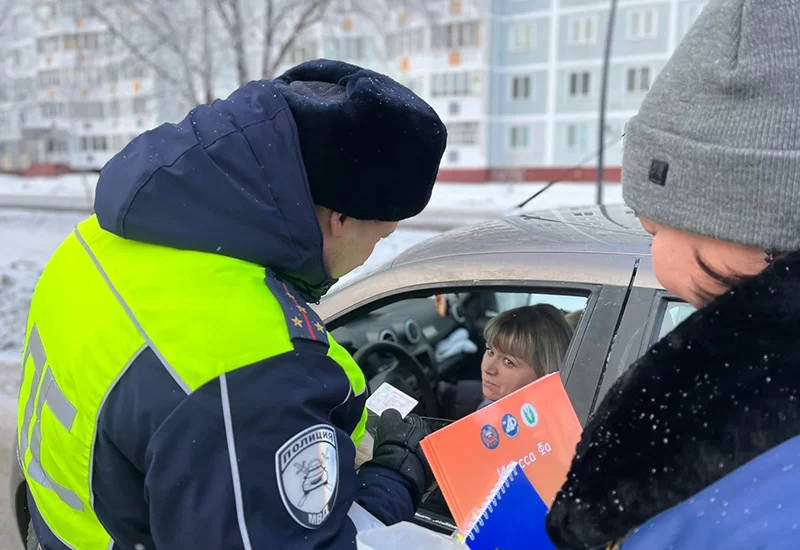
[0,176,625,365]
[0,173,624,214]
[334,229,439,290]
[0,172,97,198]
[0,206,436,368]
[0,210,84,368]
[0,174,626,357]
[0,209,85,548]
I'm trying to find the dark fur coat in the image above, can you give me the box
[545,252,800,549]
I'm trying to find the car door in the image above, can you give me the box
[592,257,696,411]
[317,250,639,426]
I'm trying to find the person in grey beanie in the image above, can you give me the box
[545,0,800,548]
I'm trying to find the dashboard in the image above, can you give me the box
[331,296,476,389]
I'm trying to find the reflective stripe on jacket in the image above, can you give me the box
[19,215,371,549]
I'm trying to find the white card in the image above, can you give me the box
[365,383,419,418]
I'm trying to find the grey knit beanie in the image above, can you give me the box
[622,0,800,252]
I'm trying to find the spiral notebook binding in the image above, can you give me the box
[465,462,519,540]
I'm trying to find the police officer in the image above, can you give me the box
[18,60,446,549]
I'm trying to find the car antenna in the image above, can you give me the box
[508,132,625,214]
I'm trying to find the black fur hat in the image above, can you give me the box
[274,59,447,222]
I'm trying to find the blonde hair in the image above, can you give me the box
[484,304,574,378]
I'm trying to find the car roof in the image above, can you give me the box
[391,204,652,269]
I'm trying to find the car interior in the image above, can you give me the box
[330,288,589,529]
[332,289,589,420]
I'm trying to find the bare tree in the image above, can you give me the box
[87,0,226,104]
[259,0,334,80]
[218,0,338,83]
[87,0,478,105]
[0,1,20,105]
[214,0,248,85]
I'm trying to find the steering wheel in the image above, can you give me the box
[353,341,439,417]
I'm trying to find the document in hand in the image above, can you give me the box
[420,373,582,532]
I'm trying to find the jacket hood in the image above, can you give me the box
[94,80,335,302]
[546,250,800,549]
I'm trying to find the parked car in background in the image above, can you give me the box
[9,205,695,545]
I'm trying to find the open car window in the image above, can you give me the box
[655,300,696,341]
[341,286,593,531]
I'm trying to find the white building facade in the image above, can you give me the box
[0,0,708,181]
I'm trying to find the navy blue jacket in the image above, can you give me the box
[29,80,414,550]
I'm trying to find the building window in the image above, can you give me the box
[447,122,479,146]
[38,70,60,88]
[337,36,365,59]
[509,125,530,150]
[111,135,127,151]
[387,28,425,58]
[45,139,68,153]
[431,71,480,97]
[64,35,78,50]
[76,33,101,50]
[568,16,596,45]
[286,41,317,65]
[81,136,108,152]
[399,77,423,95]
[447,149,459,163]
[569,71,591,97]
[432,21,481,50]
[684,3,706,31]
[448,101,460,115]
[627,9,658,40]
[71,101,105,119]
[133,97,148,114]
[567,123,589,149]
[626,67,651,93]
[510,22,535,52]
[41,103,65,118]
[36,37,60,54]
[511,75,532,101]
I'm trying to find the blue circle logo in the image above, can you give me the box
[480,424,500,450]
[501,413,519,438]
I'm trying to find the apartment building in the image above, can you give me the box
[0,0,708,181]
[0,0,190,173]
[283,0,708,182]
[482,0,707,183]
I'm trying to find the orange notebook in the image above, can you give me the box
[420,373,582,532]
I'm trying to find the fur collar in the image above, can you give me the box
[545,252,800,550]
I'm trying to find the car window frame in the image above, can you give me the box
[648,294,696,345]
[326,277,634,424]
[329,280,595,371]
[591,287,695,413]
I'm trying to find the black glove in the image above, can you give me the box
[364,409,434,505]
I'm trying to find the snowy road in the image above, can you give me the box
[0,208,437,547]
[0,209,84,548]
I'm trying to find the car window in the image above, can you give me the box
[332,287,591,420]
[336,286,592,529]
[656,300,696,340]
[493,292,588,317]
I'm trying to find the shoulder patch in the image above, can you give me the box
[264,270,328,344]
[275,424,340,530]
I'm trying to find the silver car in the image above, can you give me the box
[9,205,695,544]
